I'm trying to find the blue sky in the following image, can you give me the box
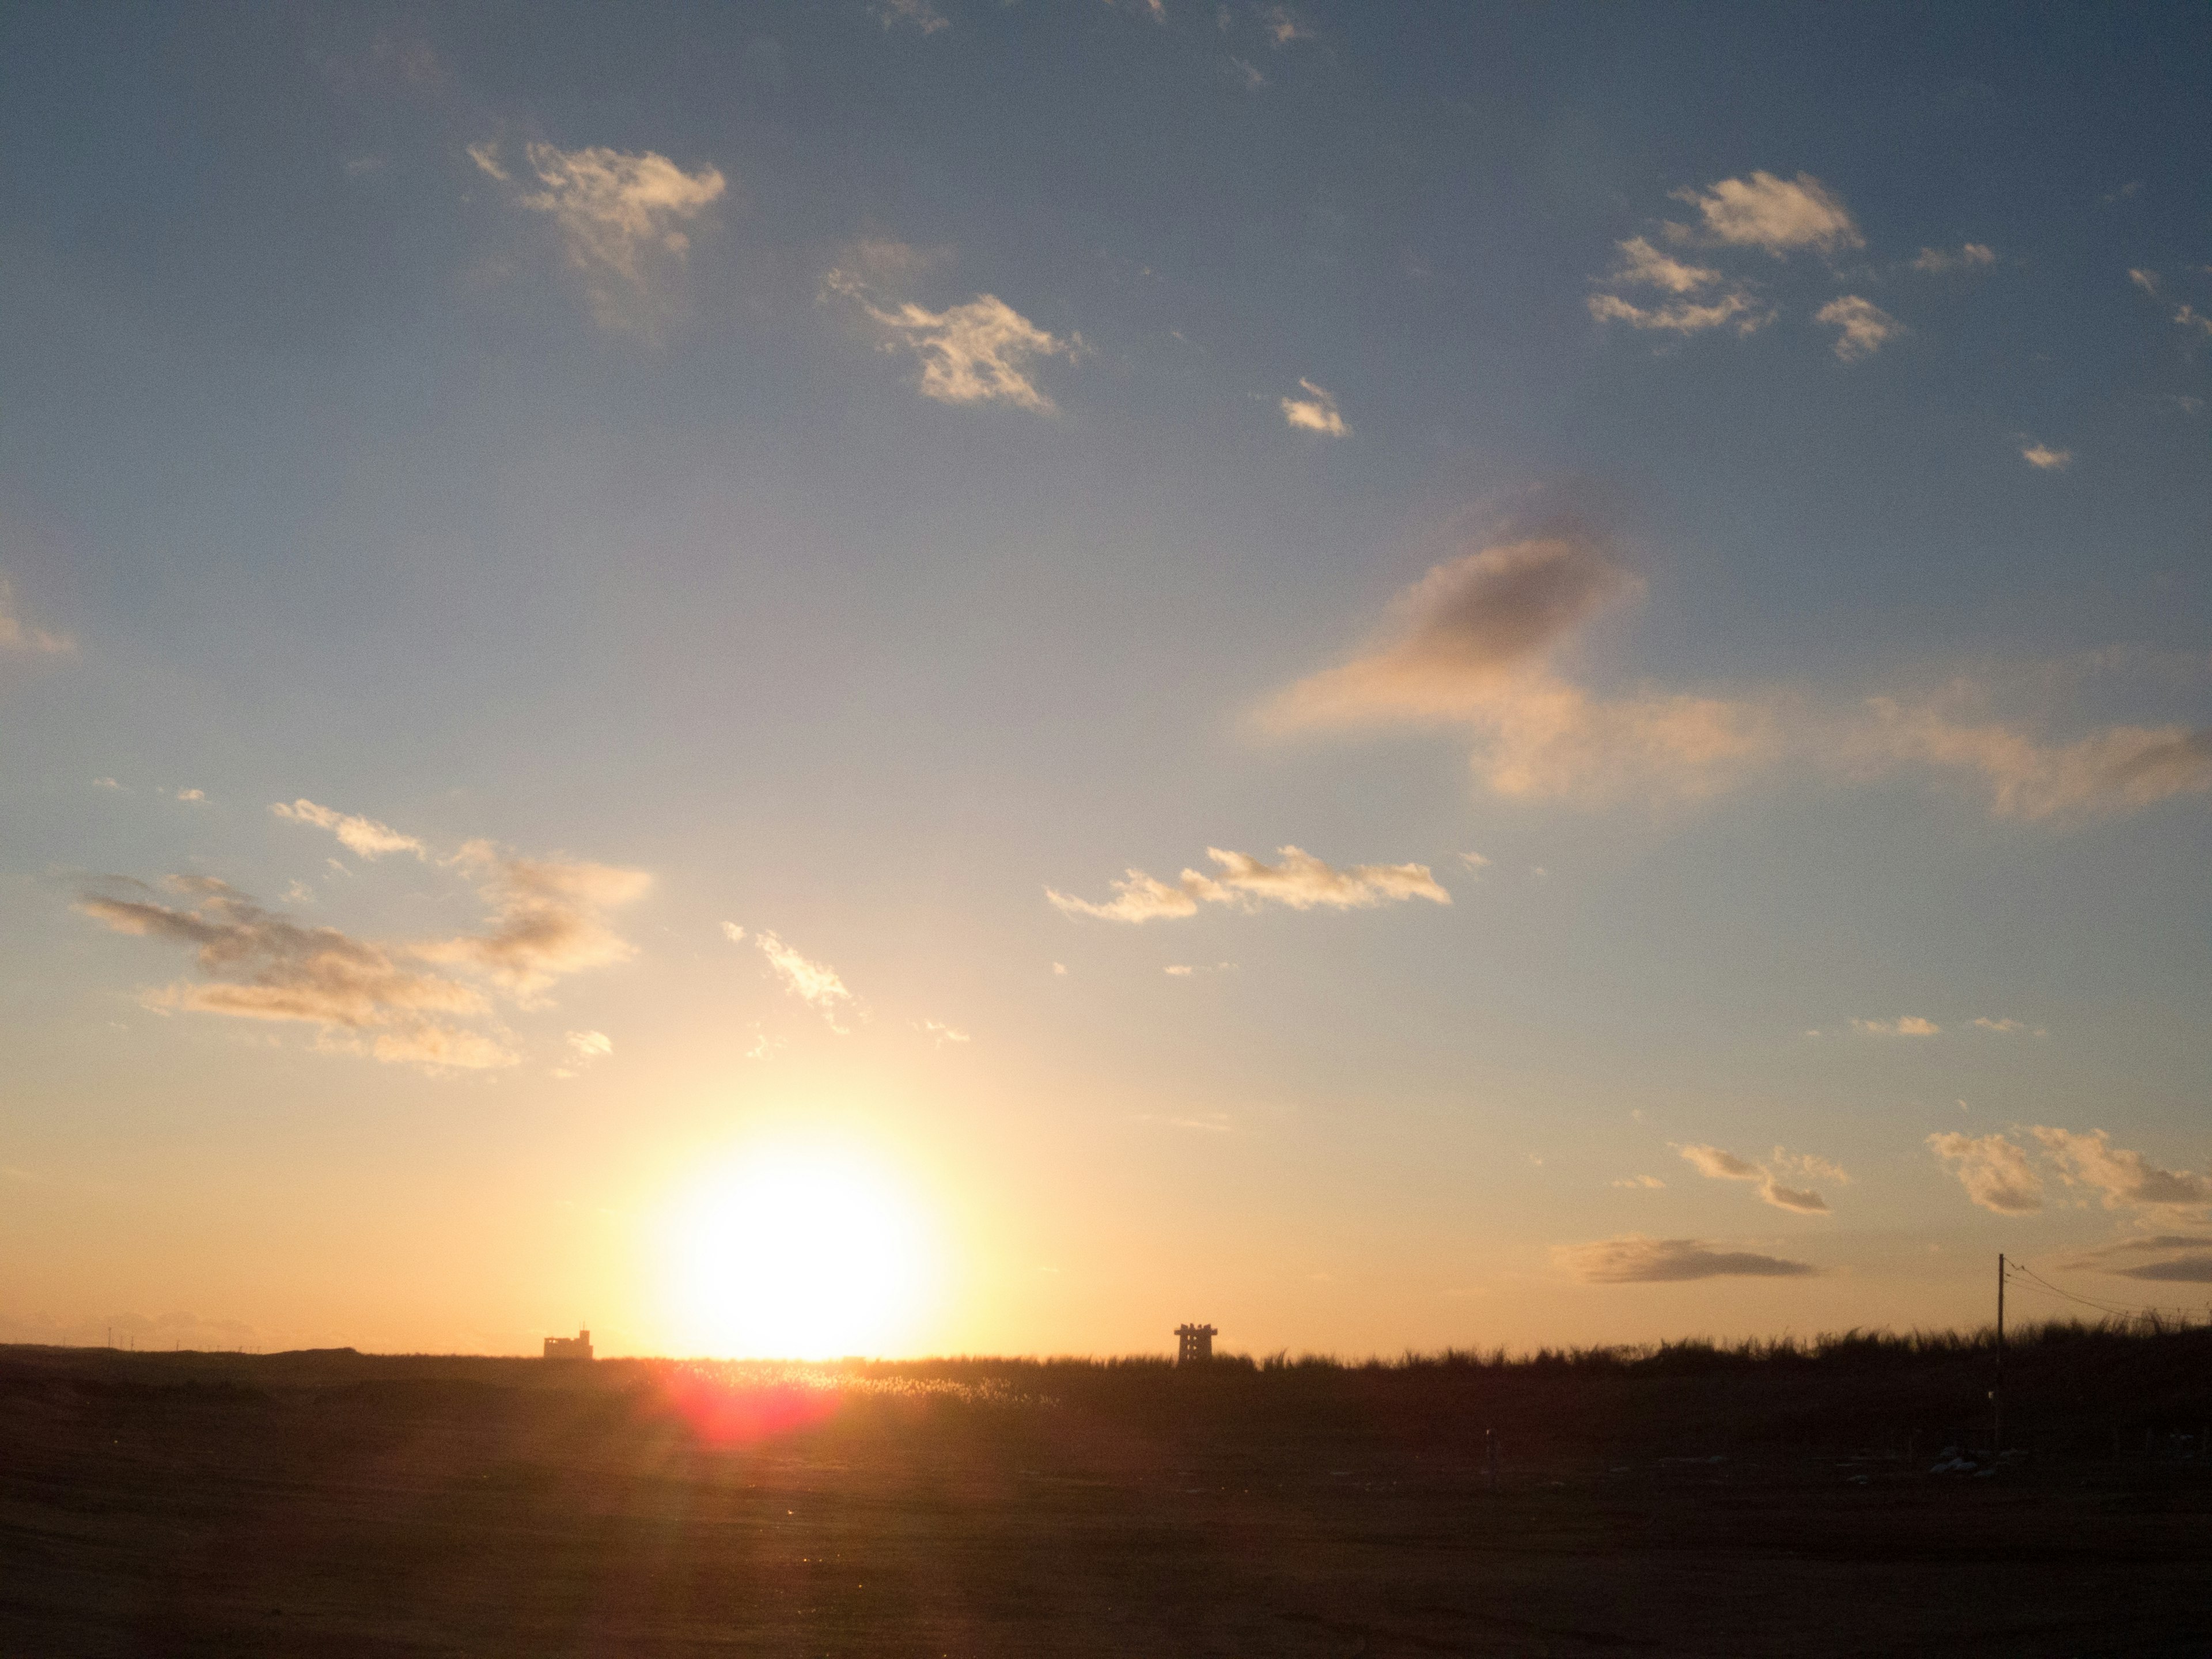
[2,1,2210,1357]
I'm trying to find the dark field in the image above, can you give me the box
[7,1327,2212,1657]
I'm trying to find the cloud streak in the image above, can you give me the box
[1557,1235,1817,1283]
[1281,378,1349,435]
[1676,1143,1844,1213]
[824,270,1081,412]
[0,577,72,654]
[1048,845,1448,922]
[272,799,425,861]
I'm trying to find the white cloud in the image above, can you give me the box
[1280,378,1348,435]
[1910,244,1995,274]
[1609,235,1723,294]
[824,270,1081,412]
[174,789,205,803]
[916,1018,970,1045]
[1973,1016,2046,1036]
[271,798,425,861]
[1048,845,1448,922]
[1927,1132,2044,1214]
[2032,1127,2212,1214]
[1853,1015,1940,1036]
[1256,4,1313,44]
[1679,1143,1762,1181]
[1668,171,1863,256]
[1228,56,1266,90]
[2176,305,2212,339]
[566,1029,613,1060]
[1555,1236,1816,1283]
[1459,851,1490,874]
[743,927,857,1030]
[0,577,73,654]
[1587,236,1771,339]
[874,0,949,31]
[476,141,726,338]
[2129,268,2160,295]
[1815,294,1902,361]
[93,777,122,790]
[2021,442,2072,471]
[1612,1173,1665,1189]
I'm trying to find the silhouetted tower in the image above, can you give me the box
[543,1328,593,1361]
[1175,1323,1216,1365]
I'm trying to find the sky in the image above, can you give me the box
[3,1,2210,1359]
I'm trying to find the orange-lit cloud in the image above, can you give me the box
[271,798,425,860]
[1048,844,1448,922]
[2031,1127,2212,1214]
[1926,1132,2044,1214]
[418,843,650,1001]
[1281,378,1348,435]
[824,269,1081,412]
[1556,1235,1817,1282]
[1667,171,1863,256]
[1676,1143,1846,1213]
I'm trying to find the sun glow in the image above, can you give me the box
[658,1144,935,1359]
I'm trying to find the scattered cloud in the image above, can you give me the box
[1587,237,1768,338]
[75,876,512,1070]
[2021,442,2073,471]
[271,798,425,861]
[1910,244,1995,274]
[416,843,650,1001]
[1256,4,1312,44]
[1666,171,1863,256]
[2032,1127,2212,1214]
[1853,1015,1940,1036]
[174,788,205,803]
[475,141,726,338]
[824,269,1081,412]
[2129,268,2160,296]
[916,1018,970,1046]
[1973,1016,2047,1036]
[2064,1236,2212,1283]
[1265,529,1781,804]
[2176,305,2212,339]
[739,927,857,1030]
[1556,1235,1817,1283]
[567,1029,612,1060]
[1459,851,1490,874]
[93,777,122,790]
[1815,294,1902,361]
[1227,56,1266,90]
[1927,1132,2045,1214]
[0,577,73,654]
[1048,845,1448,922]
[1859,696,2212,818]
[874,0,949,32]
[1676,1143,1843,1213]
[1162,961,1234,976]
[1612,1174,1665,1189]
[1281,378,1349,435]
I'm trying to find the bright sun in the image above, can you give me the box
[659,1145,934,1359]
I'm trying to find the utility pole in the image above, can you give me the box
[1994,1252,2005,1456]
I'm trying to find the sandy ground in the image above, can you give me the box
[5,1348,2211,1657]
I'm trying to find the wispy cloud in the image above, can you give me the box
[1556,1235,1817,1283]
[874,0,949,32]
[1048,845,1448,922]
[1676,1143,1844,1213]
[2032,1127,2212,1214]
[1911,244,1995,274]
[1587,236,1768,338]
[2021,441,2073,471]
[0,577,73,654]
[2128,268,2160,296]
[1281,378,1348,435]
[474,141,726,338]
[1815,294,1902,361]
[1255,4,1313,45]
[1973,1016,2046,1036]
[271,798,425,861]
[1612,1173,1665,1189]
[730,924,858,1030]
[2064,1235,2212,1283]
[418,843,650,1001]
[824,269,1081,412]
[1666,171,1863,256]
[1858,696,2212,818]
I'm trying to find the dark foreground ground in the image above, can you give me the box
[6,1336,2212,1657]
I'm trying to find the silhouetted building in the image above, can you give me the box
[544,1329,593,1361]
[1175,1323,1215,1365]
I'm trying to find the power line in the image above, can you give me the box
[2004,1261,2206,1322]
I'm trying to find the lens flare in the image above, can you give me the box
[658,1144,934,1359]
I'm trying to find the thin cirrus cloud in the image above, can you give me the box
[2064,1236,2212,1283]
[726,923,858,1031]
[1260,524,2212,818]
[1586,236,1768,338]
[0,577,73,654]
[1676,1143,1846,1214]
[1910,244,1996,274]
[272,798,424,861]
[472,140,726,338]
[1280,378,1349,435]
[1047,845,1448,922]
[823,266,1082,414]
[1666,171,1864,256]
[1853,1015,1940,1036]
[1815,295,1902,361]
[1556,1236,1817,1283]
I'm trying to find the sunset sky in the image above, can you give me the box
[4,2,2210,1359]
